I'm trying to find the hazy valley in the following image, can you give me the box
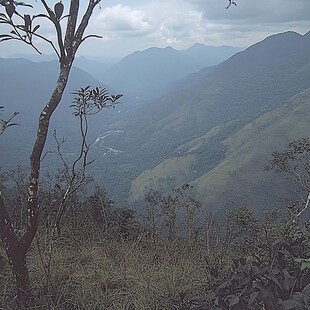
[1,31,310,213]
[1,2,310,306]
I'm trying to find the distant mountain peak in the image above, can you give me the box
[164,46,174,50]
[233,30,309,68]
[260,30,302,44]
[304,30,310,38]
[188,42,205,48]
[185,43,241,52]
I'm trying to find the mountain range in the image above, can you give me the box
[91,30,310,211]
[1,32,310,213]
[99,44,241,100]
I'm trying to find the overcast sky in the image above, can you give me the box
[0,0,309,59]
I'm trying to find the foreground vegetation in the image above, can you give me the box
[1,138,310,309]
[1,188,309,309]
[1,231,207,309]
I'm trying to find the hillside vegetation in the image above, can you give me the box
[1,182,310,309]
[127,31,310,211]
[1,31,310,211]
[1,30,310,309]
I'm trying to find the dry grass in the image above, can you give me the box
[0,232,209,309]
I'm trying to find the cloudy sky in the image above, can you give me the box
[0,0,309,59]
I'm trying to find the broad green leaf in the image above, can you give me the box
[294,258,310,270]
[226,295,240,307]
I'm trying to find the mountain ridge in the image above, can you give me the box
[2,31,310,212]
[122,30,310,210]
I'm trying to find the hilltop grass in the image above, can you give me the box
[130,155,196,200]
[131,87,310,212]
[1,202,309,309]
[0,232,208,309]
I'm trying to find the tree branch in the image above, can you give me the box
[64,0,80,57]
[73,0,100,54]
[39,0,65,60]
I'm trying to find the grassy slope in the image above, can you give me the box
[130,155,197,198]
[193,87,310,211]
[129,122,234,200]
[131,87,310,212]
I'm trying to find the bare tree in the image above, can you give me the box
[0,1,120,307]
[174,184,201,247]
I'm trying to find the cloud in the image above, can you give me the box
[94,1,206,48]
[84,0,310,57]
[94,4,153,37]
[1,0,309,58]
[190,0,310,23]
[175,0,310,48]
[94,0,310,50]
[148,7,204,45]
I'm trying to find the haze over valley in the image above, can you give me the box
[3,1,310,307]
[1,30,310,213]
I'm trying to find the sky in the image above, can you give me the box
[0,0,309,59]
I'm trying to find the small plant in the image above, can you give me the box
[190,217,310,310]
[0,106,19,135]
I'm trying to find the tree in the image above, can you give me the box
[144,184,201,243]
[0,1,122,307]
[265,138,310,221]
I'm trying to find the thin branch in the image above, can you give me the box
[40,0,65,60]
[73,0,99,53]
[31,31,60,58]
[81,34,102,44]
[296,192,310,218]
[40,150,55,163]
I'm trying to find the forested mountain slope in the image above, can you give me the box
[100,45,241,100]
[121,31,310,210]
[1,31,310,212]
[130,87,310,210]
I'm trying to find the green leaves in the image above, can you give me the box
[24,13,31,30]
[0,33,14,42]
[0,2,41,48]
[294,258,310,271]
[70,86,123,117]
[32,24,40,33]
[226,295,239,307]
[0,1,43,55]
[190,212,310,310]
[1,1,33,19]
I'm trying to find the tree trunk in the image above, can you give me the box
[0,63,72,308]
[0,193,33,307]
[0,1,101,307]
[11,248,33,307]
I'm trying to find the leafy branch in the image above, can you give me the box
[0,106,19,135]
[50,86,122,232]
[0,0,102,58]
